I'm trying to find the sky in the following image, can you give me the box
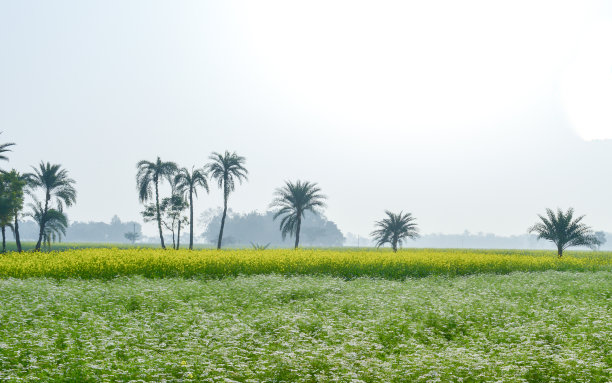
[1,0,612,238]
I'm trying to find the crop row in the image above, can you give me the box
[0,248,609,279]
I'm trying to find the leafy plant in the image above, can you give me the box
[371,211,419,252]
[270,180,326,249]
[26,162,76,251]
[250,242,271,250]
[528,208,601,257]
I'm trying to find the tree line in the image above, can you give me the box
[0,132,605,256]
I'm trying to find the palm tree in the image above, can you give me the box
[371,211,420,252]
[528,208,601,257]
[0,132,15,164]
[136,157,178,249]
[175,167,209,249]
[29,200,68,250]
[270,180,326,249]
[207,151,248,249]
[26,162,76,251]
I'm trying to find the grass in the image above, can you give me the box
[0,271,610,382]
[0,248,609,279]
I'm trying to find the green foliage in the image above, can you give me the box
[0,132,15,164]
[25,162,76,251]
[528,208,601,257]
[250,242,270,250]
[28,200,68,248]
[0,170,26,228]
[0,272,609,381]
[270,180,326,248]
[136,157,178,203]
[371,211,420,252]
[26,162,77,210]
[206,151,248,199]
[174,167,209,199]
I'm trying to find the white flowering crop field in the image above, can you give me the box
[0,271,610,382]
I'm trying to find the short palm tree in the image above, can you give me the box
[528,208,601,257]
[136,157,178,249]
[26,162,76,251]
[0,132,15,164]
[270,180,326,249]
[371,211,419,252]
[29,200,68,250]
[207,151,248,249]
[175,167,209,250]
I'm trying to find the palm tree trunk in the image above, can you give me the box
[189,188,194,250]
[557,245,563,258]
[35,191,50,251]
[294,215,301,249]
[1,226,5,253]
[217,191,228,250]
[177,220,181,250]
[392,238,398,252]
[14,215,21,253]
[155,179,166,249]
[171,219,176,250]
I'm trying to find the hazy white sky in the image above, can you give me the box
[2,0,612,238]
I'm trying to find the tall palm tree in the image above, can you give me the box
[136,157,178,249]
[27,162,76,251]
[371,211,419,252]
[528,208,601,257]
[0,132,15,164]
[270,180,326,249]
[175,167,209,250]
[207,151,248,249]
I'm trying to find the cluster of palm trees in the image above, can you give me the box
[136,152,335,250]
[0,133,603,256]
[136,151,248,250]
[0,134,77,252]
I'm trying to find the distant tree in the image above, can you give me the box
[26,162,76,251]
[175,166,209,250]
[0,132,15,165]
[207,151,248,249]
[124,226,142,244]
[0,171,26,252]
[270,180,326,249]
[136,157,178,249]
[371,211,420,252]
[200,209,344,247]
[594,231,607,250]
[28,200,68,250]
[528,208,601,257]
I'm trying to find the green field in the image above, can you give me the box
[0,272,610,382]
[0,248,610,382]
